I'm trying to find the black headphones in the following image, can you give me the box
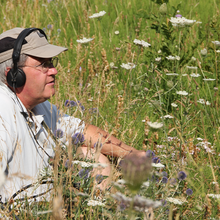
[6,27,47,88]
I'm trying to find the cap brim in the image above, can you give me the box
[24,43,68,58]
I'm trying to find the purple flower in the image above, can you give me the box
[64,160,72,168]
[146,150,155,157]
[95,174,104,184]
[72,133,85,145]
[186,188,193,196]
[54,129,64,138]
[152,157,160,163]
[161,176,168,184]
[47,24,53,29]
[178,171,187,181]
[175,14,182,18]
[78,169,90,179]
[65,100,77,107]
[57,29,61,33]
[47,0,53,2]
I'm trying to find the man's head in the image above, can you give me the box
[0,27,67,109]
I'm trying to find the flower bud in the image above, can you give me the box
[159,3,167,15]
[167,80,174,88]
[200,48,207,56]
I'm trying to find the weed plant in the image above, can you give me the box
[0,0,220,219]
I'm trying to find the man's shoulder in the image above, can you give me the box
[0,91,16,109]
[34,101,58,116]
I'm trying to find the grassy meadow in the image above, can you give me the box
[1,0,220,219]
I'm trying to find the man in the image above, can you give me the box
[0,27,145,203]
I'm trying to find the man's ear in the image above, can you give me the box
[5,67,11,77]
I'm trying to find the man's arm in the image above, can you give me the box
[83,124,145,158]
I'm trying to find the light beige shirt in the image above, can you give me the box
[0,84,84,203]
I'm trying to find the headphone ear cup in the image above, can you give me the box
[6,68,26,88]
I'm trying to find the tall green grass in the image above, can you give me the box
[0,0,220,219]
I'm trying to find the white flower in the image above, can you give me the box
[158,50,162,53]
[116,179,126,185]
[201,48,207,56]
[170,17,196,27]
[166,197,187,205]
[0,167,6,189]
[115,30,119,35]
[72,160,108,168]
[152,163,165,168]
[171,103,178,107]
[110,62,114,68]
[216,50,220,53]
[175,56,180,60]
[166,73,179,76]
[190,73,200,77]
[111,192,162,210]
[121,63,136,70]
[155,57,161,62]
[161,115,174,119]
[191,56,196,61]
[212,41,220,46]
[196,137,204,141]
[142,181,150,187]
[176,91,188,95]
[89,11,106,18]
[206,101,211,105]
[197,99,205,104]
[76,37,93,44]
[186,66,198,70]
[147,121,163,129]
[196,21,202,24]
[166,55,179,60]
[203,78,216,81]
[87,200,105,206]
[207,194,220,199]
[133,39,151,47]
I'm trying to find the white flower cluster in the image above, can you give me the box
[152,163,165,168]
[176,91,188,95]
[76,37,93,44]
[111,192,162,211]
[120,62,136,70]
[212,41,220,46]
[89,11,106,19]
[187,66,198,70]
[87,200,105,206]
[166,197,187,205]
[133,39,151,47]
[72,160,108,168]
[171,103,178,107]
[190,73,200,77]
[197,99,211,105]
[166,73,179,76]
[166,55,180,60]
[161,115,174,119]
[170,17,196,27]
[155,57,161,62]
[208,194,220,199]
[203,78,215,81]
[147,121,163,129]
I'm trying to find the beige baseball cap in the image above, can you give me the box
[0,27,68,63]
